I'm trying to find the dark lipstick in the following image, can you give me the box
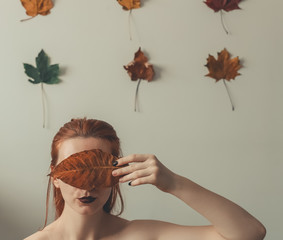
[78,196,96,204]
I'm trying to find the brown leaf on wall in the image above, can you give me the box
[205,48,242,111]
[20,0,53,21]
[204,0,242,34]
[205,48,241,82]
[124,47,154,81]
[204,0,242,12]
[49,149,122,191]
[124,47,155,111]
[117,0,140,11]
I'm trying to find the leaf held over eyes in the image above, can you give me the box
[49,149,121,191]
[124,47,154,82]
[117,0,140,11]
[204,0,242,12]
[20,0,54,17]
[205,48,241,82]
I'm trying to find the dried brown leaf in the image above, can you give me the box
[204,0,242,12]
[117,0,140,11]
[20,0,53,17]
[205,48,241,82]
[124,47,154,81]
[49,149,121,191]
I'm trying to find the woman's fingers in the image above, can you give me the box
[130,175,156,186]
[112,154,156,177]
[114,154,155,166]
[112,161,145,177]
[118,168,151,183]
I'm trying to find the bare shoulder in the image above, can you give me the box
[23,230,49,240]
[23,221,57,240]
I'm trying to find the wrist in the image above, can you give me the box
[165,173,184,194]
[167,174,201,201]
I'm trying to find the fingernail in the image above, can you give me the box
[128,181,132,186]
[112,160,118,166]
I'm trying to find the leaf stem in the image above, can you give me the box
[223,80,235,111]
[220,10,229,35]
[128,9,133,41]
[41,83,46,128]
[20,16,35,22]
[135,79,142,112]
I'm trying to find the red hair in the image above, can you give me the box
[44,118,124,227]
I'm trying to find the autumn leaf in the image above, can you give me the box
[117,0,140,11]
[204,0,242,34]
[124,47,154,111]
[205,48,241,81]
[124,47,154,81]
[116,0,140,40]
[49,149,122,191]
[23,49,61,127]
[204,0,241,12]
[205,48,242,110]
[20,0,53,21]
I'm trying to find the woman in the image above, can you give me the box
[25,118,266,240]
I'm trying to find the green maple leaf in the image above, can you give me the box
[23,49,62,128]
[23,49,60,84]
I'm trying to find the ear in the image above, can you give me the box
[50,165,60,188]
[52,177,60,188]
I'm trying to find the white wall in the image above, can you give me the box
[0,1,282,239]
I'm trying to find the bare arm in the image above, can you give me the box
[112,154,266,240]
[168,174,266,240]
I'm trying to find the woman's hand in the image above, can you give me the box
[112,154,177,193]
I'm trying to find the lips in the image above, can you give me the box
[78,196,96,204]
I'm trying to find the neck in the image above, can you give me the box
[57,205,108,240]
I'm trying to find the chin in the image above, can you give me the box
[74,203,104,216]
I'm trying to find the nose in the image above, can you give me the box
[78,188,92,196]
[81,187,96,195]
[89,187,96,192]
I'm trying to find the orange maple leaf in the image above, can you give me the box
[117,0,140,11]
[205,48,241,82]
[20,0,53,19]
[205,48,242,111]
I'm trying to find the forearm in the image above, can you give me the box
[169,174,266,240]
